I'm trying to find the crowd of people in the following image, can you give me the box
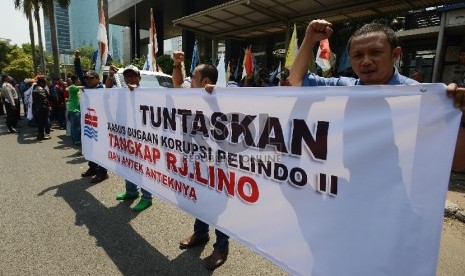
[1,19,465,271]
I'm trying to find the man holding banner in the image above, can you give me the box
[289,20,416,86]
[289,19,465,162]
[172,51,230,271]
[75,50,109,184]
[105,64,154,212]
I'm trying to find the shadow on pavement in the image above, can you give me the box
[37,179,213,275]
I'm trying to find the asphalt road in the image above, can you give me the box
[0,117,464,275]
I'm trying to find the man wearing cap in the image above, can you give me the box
[74,50,109,184]
[1,74,20,133]
[105,64,154,212]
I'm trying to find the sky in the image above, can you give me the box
[0,1,44,46]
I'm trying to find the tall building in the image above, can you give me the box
[44,0,124,63]
[44,2,71,55]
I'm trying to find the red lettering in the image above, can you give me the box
[166,152,178,173]
[237,176,259,203]
[217,168,235,197]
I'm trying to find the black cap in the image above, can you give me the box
[1,74,10,82]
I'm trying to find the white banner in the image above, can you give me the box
[81,84,460,276]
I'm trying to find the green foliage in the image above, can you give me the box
[78,46,95,60]
[80,56,93,71]
[156,54,174,74]
[0,41,14,73]
[132,55,146,70]
[4,47,34,81]
[112,59,125,68]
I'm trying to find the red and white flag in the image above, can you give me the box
[95,0,108,74]
[149,8,158,72]
[316,39,331,72]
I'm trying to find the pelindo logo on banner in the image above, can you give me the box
[84,108,98,141]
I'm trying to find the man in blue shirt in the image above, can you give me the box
[289,19,465,170]
[289,20,418,86]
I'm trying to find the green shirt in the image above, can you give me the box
[68,85,80,113]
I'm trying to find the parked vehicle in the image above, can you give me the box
[104,67,173,88]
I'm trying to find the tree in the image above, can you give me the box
[21,43,41,68]
[0,41,14,73]
[14,0,37,75]
[5,47,34,81]
[33,0,46,74]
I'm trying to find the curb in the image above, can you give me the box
[445,200,465,223]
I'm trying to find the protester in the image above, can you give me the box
[1,74,20,133]
[172,50,230,271]
[279,68,291,86]
[67,76,83,145]
[105,64,153,212]
[74,49,109,184]
[32,76,52,140]
[50,78,66,129]
[411,69,424,83]
[289,19,465,172]
[289,20,417,86]
[0,88,4,116]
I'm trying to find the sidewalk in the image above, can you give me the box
[445,172,465,222]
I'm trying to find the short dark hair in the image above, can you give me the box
[348,23,398,52]
[199,64,218,85]
[37,77,47,86]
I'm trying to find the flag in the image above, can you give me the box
[190,41,199,74]
[142,50,152,71]
[269,61,281,84]
[285,24,298,68]
[316,39,332,72]
[241,47,248,80]
[216,53,226,88]
[95,0,108,74]
[149,8,158,72]
[244,46,253,76]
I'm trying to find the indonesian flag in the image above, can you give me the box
[149,8,158,72]
[316,39,331,72]
[95,0,108,74]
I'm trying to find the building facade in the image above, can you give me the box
[44,0,124,63]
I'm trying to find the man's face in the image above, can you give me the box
[85,75,100,88]
[349,32,401,85]
[123,71,141,87]
[191,65,205,88]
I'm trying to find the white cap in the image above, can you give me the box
[123,65,140,75]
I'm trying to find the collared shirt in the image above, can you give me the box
[1,82,19,106]
[301,67,418,87]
